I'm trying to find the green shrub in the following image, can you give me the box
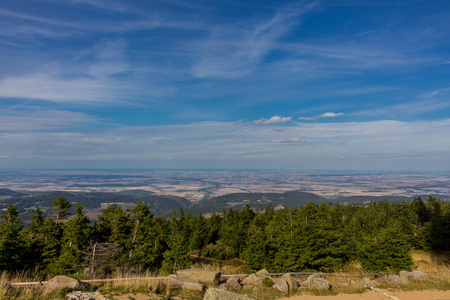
[262,277,273,287]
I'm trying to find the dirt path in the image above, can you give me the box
[278,289,450,300]
[107,289,450,300]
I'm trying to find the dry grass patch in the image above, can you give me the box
[97,270,168,297]
[412,250,450,272]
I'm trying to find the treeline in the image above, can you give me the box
[0,196,448,277]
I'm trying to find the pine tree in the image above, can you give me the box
[0,205,25,270]
[23,206,47,270]
[189,214,209,251]
[357,219,413,272]
[241,222,268,270]
[52,197,72,223]
[52,205,91,274]
[161,230,191,274]
[128,201,161,269]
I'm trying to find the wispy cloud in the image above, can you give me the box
[299,112,344,120]
[0,8,161,40]
[256,116,292,125]
[69,0,131,13]
[272,138,307,144]
[354,99,450,119]
[0,109,95,131]
[319,112,344,118]
[192,1,319,78]
[1,119,449,170]
[0,39,173,104]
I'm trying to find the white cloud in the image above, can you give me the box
[1,119,449,171]
[299,112,344,120]
[319,112,345,118]
[256,116,292,125]
[0,39,174,104]
[272,138,307,144]
[0,73,120,103]
[298,116,318,120]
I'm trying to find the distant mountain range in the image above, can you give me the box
[0,188,447,221]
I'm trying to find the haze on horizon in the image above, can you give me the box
[0,0,449,171]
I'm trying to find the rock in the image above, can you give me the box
[273,277,289,294]
[375,277,389,284]
[45,276,87,292]
[66,291,100,300]
[255,269,269,275]
[168,275,205,292]
[176,269,221,285]
[358,278,377,288]
[388,275,401,286]
[399,271,410,285]
[281,273,299,292]
[304,273,331,290]
[225,276,242,291]
[409,270,426,281]
[204,287,254,300]
[242,284,256,292]
[241,274,263,287]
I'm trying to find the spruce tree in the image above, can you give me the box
[0,205,25,270]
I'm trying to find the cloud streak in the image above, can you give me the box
[192,1,319,78]
[1,118,449,170]
[299,112,345,120]
[0,109,95,131]
[256,116,292,125]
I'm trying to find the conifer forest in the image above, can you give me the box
[0,196,449,278]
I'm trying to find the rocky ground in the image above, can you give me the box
[36,268,450,300]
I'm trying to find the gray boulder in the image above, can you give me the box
[388,275,401,286]
[242,284,257,292]
[176,269,221,285]
[255,269,269,275]
[273,277,289,294]
[204,288,254,300]
[281,273,299,292]
[66,291,99,300]
[399,271,410,285]
[304,273,331,290]
[167,275,205,292]
[409,270,426,281]
[225,276,242,291]
[397,270,426,283]
[357,278,377,288]
[241,274,264,287]
[44,276,87,292]
[375,277,389,285]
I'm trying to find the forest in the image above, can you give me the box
[0,196,448,278]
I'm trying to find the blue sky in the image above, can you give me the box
[0,0,449,171]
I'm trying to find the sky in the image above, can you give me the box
[0,0,449,171]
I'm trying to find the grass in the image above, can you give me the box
[190,255,252,275]
[96,270,168,297]
[412,250,450,272]
[1,251,449,299]
[0,270,58,300]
